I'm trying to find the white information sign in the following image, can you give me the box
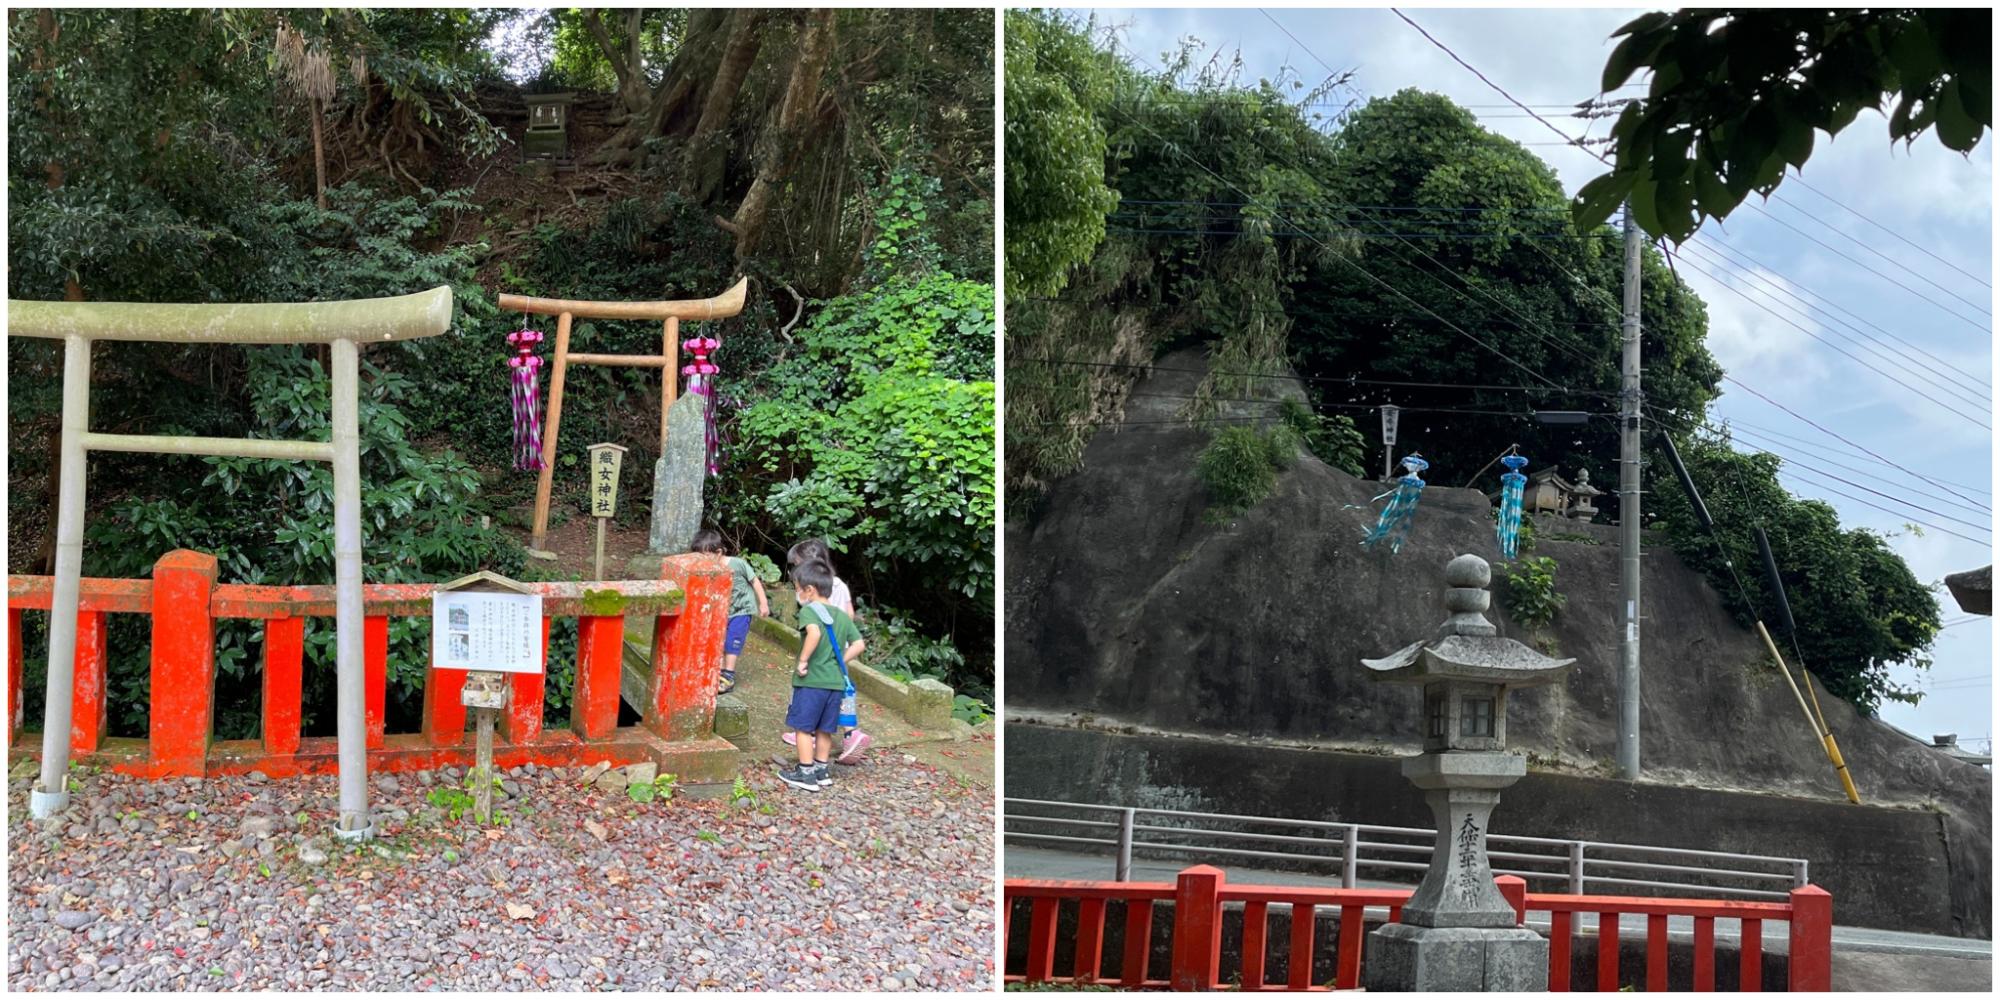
[431,591,545,674]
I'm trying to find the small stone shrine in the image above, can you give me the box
[1360,552,1579,991]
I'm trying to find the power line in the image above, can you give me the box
[1676,235,1991,394]
[1785,175,1993,289]
[1773,467,1989,545]
[1011,356,1614,395]
[1663,252,1992,428]
[1727,426,1995,520]
[1103,224,1622,242]
[1763,193,1995,309]
[1671,240,1992,411]
[1016,296,1626,327]
[1724,196,1990,329]
[1723,420,1993,497]
[1388,6,1993,338]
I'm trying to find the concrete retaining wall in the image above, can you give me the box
[1006,722,1986,938]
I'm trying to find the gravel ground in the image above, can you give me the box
[7,755,994,991]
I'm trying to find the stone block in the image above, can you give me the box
[1362,923,1547,991]
[713,694,750,739]
[909,678,955,729]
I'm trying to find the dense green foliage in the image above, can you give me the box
[1648,431,1941,713]
[1575,9,1992,238]
[1005,12,1938,714]
[728,174,996,667]
[1003,9,1119,298]
[9,9,995,735]
[1195,425,1297,521]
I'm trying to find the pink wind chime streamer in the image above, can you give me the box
[681,335,720,476]
[506,329,545,471]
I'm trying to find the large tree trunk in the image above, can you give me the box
[682,9,768,201]
[583,8,655,117]
[591,8,733,165]
[730,10,835,262]
[310,96,328,209]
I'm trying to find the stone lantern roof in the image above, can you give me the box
[1362,553,1575,686]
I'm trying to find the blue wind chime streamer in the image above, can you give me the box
[1496,453,1529,560]
[1362,454,1429,553]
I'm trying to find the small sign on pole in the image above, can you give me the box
[587,442,627,580]
[433,571,540,824]
[1380,404,1401,479]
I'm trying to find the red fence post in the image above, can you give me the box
[149,551,218,776]
[648,554,727,742]
[504,617,550,745]
[572,614,625,739]
[1497,875,1527,926]
[364,614,388,748]
[68,611,108,755]
[1171,865,1225,991]
[423,653,468,748]
[8,607,21,747]
[262,616,304,755]
[1025,897,1059,982]
[1787,886,1831,991]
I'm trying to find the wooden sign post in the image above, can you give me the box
[432,570,542,824]
[495,279,747,559]
[587,442,626,581]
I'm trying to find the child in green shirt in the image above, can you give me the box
[778,560,864,792]
[690,528,768,695]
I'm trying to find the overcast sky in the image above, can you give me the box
[1073,6,1995,752]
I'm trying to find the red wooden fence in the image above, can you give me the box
[6,549,738,779]
[1006,865,1833,991]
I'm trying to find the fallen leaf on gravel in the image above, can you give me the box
[584,820,608,841]
[505,903,535,920]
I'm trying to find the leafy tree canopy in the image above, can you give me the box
[1573,8,1992,240]
[1649,431,1942,714]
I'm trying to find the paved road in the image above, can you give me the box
[1006,845,1992,960]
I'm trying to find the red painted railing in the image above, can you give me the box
[7,549,734,777]
[1006,865,1832,991]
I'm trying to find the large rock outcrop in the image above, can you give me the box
[1006,347,1990,933]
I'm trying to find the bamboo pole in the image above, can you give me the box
[1754,621,1861,805]
[661,316,680,454]
[8,287,452,343]
[31,335,92,818]
[528,311,574,556]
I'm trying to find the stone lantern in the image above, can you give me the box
[1360,553,1578,991]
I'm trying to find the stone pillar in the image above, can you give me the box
[648,393,708,554]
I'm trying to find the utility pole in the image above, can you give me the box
[1617,204,1643,780]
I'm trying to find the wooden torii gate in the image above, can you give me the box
[7,288,454,839]
[496,278,747,556]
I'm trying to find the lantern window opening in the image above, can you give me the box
[1460,695,1496,738]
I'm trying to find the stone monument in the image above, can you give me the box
[648,392,708,555]
[1360,552,1578,991]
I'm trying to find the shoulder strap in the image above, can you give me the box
[806,603,850,679]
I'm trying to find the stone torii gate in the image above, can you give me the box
[496,279,747,558]
[8,288,454,840]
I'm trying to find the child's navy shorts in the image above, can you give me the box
[785,686,842,734]
[724,615,752,655]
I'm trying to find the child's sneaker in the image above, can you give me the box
[814,763,834,788]
[836,729,874,764]
[777,764,820,792]
[782,731,798,747]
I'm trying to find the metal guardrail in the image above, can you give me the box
[1005,798,1809,901]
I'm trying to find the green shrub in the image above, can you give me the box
[1196,424,1297,520]
[1279,399,1367,477]
[1500,555,1566,628]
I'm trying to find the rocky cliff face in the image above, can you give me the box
[1006,347,1988,871]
